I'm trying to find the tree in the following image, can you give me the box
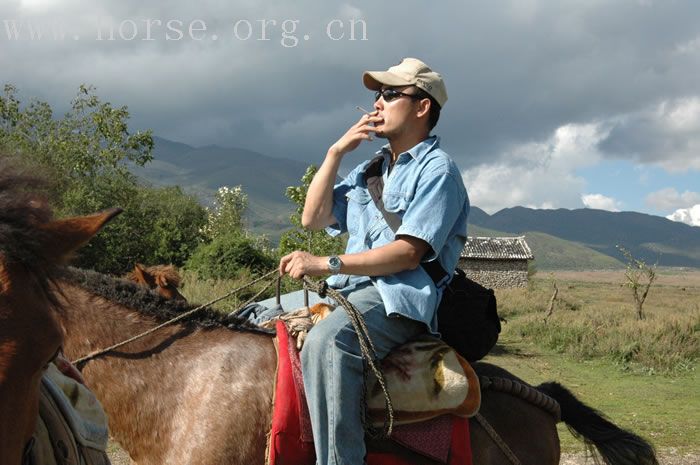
[278,165,345,257]
[50,172,208,273]
[1,84,211,274]
[617,245,657,320]
[0,84,153,185]
[201,186,249,241]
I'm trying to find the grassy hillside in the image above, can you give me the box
[525,231,623,270]
[467,225,623,270]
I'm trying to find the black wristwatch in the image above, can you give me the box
[327,255,343,275]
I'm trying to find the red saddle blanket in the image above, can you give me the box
[267,321,473,465]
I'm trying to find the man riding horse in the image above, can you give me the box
[277,58,469,465]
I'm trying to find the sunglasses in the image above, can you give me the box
[374,88,423,103]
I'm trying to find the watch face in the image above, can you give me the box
[329,256,341,271]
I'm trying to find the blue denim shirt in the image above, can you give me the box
[325,136,469,333]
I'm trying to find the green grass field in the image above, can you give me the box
[487,269,699,453]
[486,335,699,454]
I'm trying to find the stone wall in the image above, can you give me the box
[458,258,529,288]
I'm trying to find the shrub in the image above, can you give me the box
[186,231,276,280]
[67,179,207,273]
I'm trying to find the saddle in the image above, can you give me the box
[266,306,479,465]
[28,363,110,465]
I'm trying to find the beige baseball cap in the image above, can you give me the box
[363,57,447,108]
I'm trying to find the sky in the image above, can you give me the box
[2,0,699,225]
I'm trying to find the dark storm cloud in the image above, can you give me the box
[2,0,699,172]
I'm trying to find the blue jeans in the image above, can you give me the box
[299,281,425,465]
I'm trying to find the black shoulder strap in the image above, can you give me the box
[362,156,449,286]
[364,155,402,232]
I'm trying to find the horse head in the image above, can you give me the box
[0,159,120,464]
[128,263,187,301]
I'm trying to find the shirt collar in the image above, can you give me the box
[376,135,440,161]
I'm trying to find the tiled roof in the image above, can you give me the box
[461,236,534,260]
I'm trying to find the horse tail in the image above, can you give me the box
[536,382,658,465]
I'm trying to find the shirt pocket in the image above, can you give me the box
[345,189,371,235]
[383,190,413,214]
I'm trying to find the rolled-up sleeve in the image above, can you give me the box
[324,163,366,237]
[325,182,351,236]
[395,171,465,261]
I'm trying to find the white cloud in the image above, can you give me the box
[462,123,608,214]
[666,204,700,227]
[645,188,700,211]
[581,193,621,211]
[599,97,700,172]
[675,35,700,55]
[19,0,61,12]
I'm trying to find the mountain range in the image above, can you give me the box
[131,137,700,270]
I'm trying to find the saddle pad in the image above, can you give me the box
[267,321,473,465]
[30,364,110,465]
[267,320,315,465]
[367,334,481,425]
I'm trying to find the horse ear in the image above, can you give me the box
[155,274,169,288]
[39,208,123,264]
[134,263,156,287]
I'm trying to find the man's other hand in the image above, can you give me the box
[279,251,328,279]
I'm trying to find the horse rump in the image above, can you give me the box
[536,382,658,465]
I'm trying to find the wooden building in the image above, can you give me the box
[458,236,534,288]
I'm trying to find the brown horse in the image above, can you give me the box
[0,160,119,465]
[125,263,186,301]
[57,268,658,465]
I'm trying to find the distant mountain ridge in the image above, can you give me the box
[132,136,307,234]
[468,206,700,268]
[132,136,700,269]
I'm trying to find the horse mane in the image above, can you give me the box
[0,157,53,267]
[61,267,271,335]
[0,155,60,305]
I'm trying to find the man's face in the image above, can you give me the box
[371,85,422,140]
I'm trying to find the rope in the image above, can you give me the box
[474,413,522,465]
[302,277,395,440]
[71,269,280,366]
[479,375,561,421]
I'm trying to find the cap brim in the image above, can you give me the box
[362,71,413,90]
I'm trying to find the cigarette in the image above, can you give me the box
[356,106,376,141]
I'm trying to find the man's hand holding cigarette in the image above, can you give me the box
[328,108,383,158]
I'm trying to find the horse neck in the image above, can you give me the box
[0,273,63,465]
[55,279,277,465]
